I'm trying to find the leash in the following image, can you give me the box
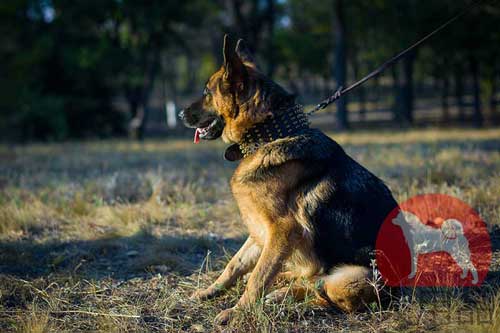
[306,0,486,116]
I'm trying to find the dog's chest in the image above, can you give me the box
[230,174,290,244]
[230,179,272,244]
[230,156,305,244]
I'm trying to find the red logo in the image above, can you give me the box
[376,194,491,286]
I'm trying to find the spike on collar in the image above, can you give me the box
[224,104,310,161]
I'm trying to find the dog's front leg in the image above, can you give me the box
[191,237,261,300]
[215,224,297,325]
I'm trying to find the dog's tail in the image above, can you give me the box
[313,265,377,312]
[441,218,465,239]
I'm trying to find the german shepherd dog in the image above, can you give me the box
[179,35,398,324]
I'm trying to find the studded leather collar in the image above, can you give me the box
[224,104,310,162]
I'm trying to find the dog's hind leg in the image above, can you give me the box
[276,271,295,282]
[265,283,310,304]
[460,266,468,279]
[460,264,479,284]
[264,272,316,304]
[316,265,378,312]
[267,266,379,312]
[191,237,261,300]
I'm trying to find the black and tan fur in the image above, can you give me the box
[179,35,398,324]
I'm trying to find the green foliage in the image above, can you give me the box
[199,54,218,83]
[0,0,212,141]
[274,0,332,75]
[0,0,498,140]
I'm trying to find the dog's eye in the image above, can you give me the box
[203,87,211,96]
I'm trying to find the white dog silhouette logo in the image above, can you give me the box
[392,210,478,284]
[376,194,491,287]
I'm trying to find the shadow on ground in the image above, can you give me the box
[1,227,499,284]
[0,231,246,281]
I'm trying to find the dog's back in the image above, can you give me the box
[244,127,397,269]
[284,129,398,269]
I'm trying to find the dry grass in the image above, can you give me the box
[0,128,499,332]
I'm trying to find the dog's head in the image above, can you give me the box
[392,210,421,228]
[179,34,294,144]
[440,218,464,239]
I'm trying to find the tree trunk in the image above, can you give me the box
[490,65,498,121]
[128,95,140,119]
[184,52,197,95]
[136,50,161,140]
[398,50,416,125]
[230,0,264,54]
[373,75,381,111]
[265,0,276,78]
[441,75,450,123]
[454,66,465,122]
[391,64,400,121]
[126,88,142,139]
[352,52,366,120]
[333,0,348,130]
[469,55,483,127]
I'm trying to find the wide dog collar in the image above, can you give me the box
[224,104,310,162]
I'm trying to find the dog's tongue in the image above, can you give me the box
[194,128,201,144]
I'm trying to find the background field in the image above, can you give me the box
[1,128,500,332]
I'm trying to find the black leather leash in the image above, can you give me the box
[306,0,487,116]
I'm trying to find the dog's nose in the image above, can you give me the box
[178,110,185,120]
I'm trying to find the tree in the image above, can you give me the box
[2,0,499,141]
[0,0,127,140]
[222,0,279,78]
[108,0,211,139]
[265,0,277,77]
[332,0,348,130]
[0,0,213,141]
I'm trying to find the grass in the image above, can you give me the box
[0,128,500,332]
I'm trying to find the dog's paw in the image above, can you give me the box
[265,288,288,304]
[214,307,235,325]
[190,288,217,301]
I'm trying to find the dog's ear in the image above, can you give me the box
[236,39,257,69]
[223,34,246,83]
